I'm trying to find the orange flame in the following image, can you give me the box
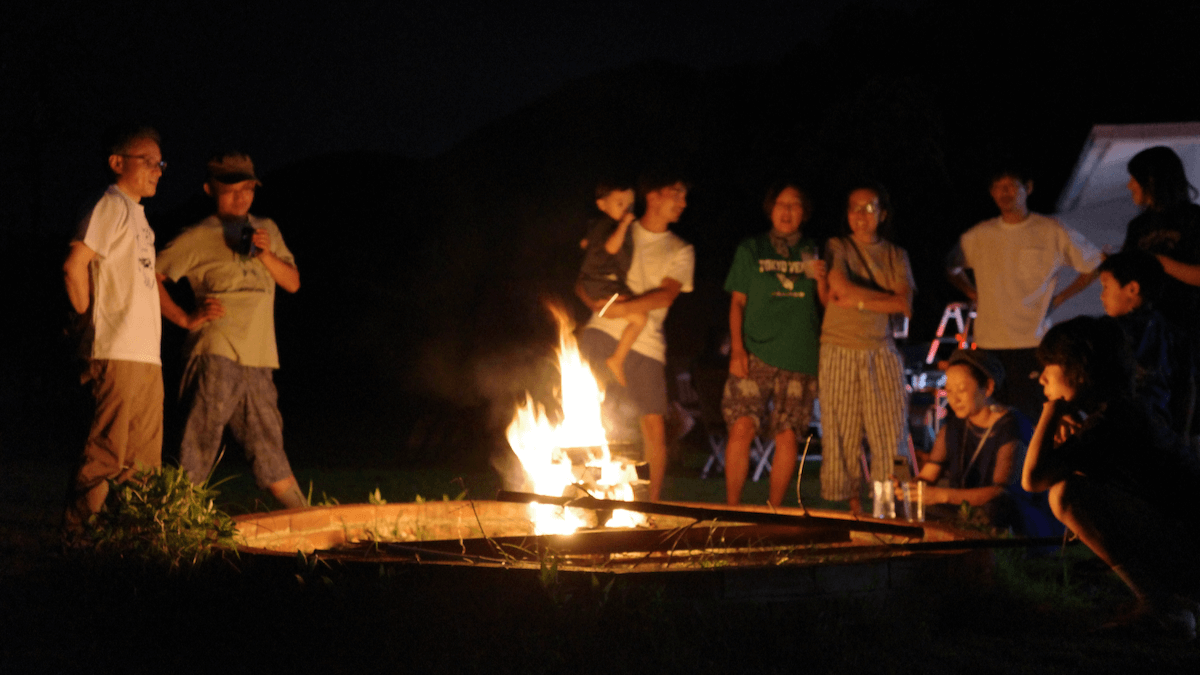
[506,304,644,534]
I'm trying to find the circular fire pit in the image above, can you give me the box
[232,500,999,603]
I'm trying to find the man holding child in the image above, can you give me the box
[576,171,695,501]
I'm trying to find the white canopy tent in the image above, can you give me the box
[1048,122,1200,322]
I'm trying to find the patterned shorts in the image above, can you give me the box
[179,354,293,488]
[721,353,818,437]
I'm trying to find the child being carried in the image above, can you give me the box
[578,181,645,387]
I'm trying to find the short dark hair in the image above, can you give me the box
[637,167,690,197]
[762,181,812,221]
[594,179,635,201]
[1127,146,1198,211]
[1036,315,1134,402]
[103,124,161,157]
[840,181,896,242]
[1098,250,1165,305]
[988,166,1031,187]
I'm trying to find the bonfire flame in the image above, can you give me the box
[506,304,644,534]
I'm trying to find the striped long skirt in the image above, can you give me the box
[818,342,908,501]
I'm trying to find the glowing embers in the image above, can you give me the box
[505,304,644,534]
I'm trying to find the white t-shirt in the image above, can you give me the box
[75,185,162,365]
[586,221,694,363]
[954,213,1100,349]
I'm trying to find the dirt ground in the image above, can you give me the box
[3,458,1200,675]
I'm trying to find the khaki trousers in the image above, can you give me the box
[67,359,163,527]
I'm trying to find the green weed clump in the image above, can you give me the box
[83,464,238,570]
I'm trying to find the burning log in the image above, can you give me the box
[495,490,925,539]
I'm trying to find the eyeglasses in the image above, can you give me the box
[120,154,167,171]
[849,203,879,215]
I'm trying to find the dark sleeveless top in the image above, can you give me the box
[935,408,1021,489]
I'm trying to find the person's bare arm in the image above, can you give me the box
[157,276,189,328]
[252,229,300,293]
[945,241,977,302]
[922,437,1016,507]
[811,259,829,307]
[1156,254,1200,287]
[915,427,947,484]
[1023,400,1080,492]
[946,268,978,302]
[925,482,1006,508]
[901,426,990,505]
[157,275,224,330]
[63,242,96,314]
[603,213,635,255]
[827,265,911,315]
[727,291,749,379]
[892,279,914,318]
[602,277,684,318]
[1050,270,1099,310]
[992,439,1018,487]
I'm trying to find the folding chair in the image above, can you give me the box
[700,428,728,479]
[694,366,783,482]
[702,427,779,480]
[691,365,731,480]
[749,436,777,481]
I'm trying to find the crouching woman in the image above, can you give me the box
[911,350,1024,529]
[1023,315,1200,637]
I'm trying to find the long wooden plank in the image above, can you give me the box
[494,490,926,538]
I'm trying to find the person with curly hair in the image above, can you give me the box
[1024,315,1200,639]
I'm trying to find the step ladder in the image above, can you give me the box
[925,302,975,364]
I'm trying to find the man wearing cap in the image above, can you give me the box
[156,152,306,509]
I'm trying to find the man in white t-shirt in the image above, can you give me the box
[576,171,695,501]
[947,168,1101,420]
[62,126,166,528]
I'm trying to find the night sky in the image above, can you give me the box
[3,0,1198,468]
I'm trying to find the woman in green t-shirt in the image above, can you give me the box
[721,182,827,506]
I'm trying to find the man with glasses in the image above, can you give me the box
[946,168,1101,422]
[62,125,166,529]
[156,152,306,509]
